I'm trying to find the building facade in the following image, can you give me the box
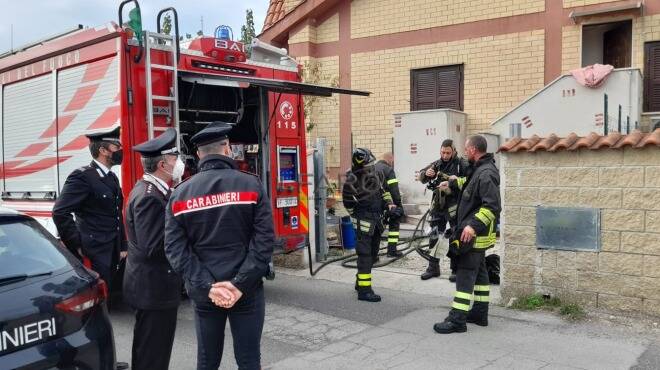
[261,0,660,176]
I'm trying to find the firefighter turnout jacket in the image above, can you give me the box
[164,154,275,301]
[374,160,402,208]
[342,166,393,218]
[449,153,500,252]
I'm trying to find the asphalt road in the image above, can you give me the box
[109,273,660,370]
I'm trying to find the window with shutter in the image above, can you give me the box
[411,65,463,111]
[644,42,660,112]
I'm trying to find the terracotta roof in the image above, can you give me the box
[263,0,286,31]
[499,129,660,153]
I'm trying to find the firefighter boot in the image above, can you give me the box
[466,302,489,326]
[358,287,382,302]
[387,245,403,258]
[421,257,441,280]
[434,311,467,334]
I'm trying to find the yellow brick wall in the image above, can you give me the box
[289,24,315,44]
[561,25,581,74]
[284,0,303,13]
[350,0,545,39]
[300,56,342,167]
[316,13,339,44]
[349,30,546,158]
[563,0,620,7]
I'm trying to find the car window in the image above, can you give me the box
[0,218,69,279]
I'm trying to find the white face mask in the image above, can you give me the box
[164,156,185,183]
[171,157,185,182]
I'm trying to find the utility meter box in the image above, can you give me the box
[393,109,467,205]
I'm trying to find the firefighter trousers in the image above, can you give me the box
[354,218,384,292]
[386,217,400,252]
[447,250,490,324]
[428,218,457,273]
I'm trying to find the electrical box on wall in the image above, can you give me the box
[392,109,467,205]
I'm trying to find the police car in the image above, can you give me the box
[0,208,115,369]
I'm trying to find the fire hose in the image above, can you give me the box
[300,209,437,276]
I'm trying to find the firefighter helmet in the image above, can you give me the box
[351,148,375,169]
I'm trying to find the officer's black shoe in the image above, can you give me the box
[433,320,467,334]
[448,273,457,283]
[116,361,129,370]
[358,290,381,302]
[421,257,440,280]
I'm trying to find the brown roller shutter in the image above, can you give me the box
[411,64,463,111]
[645,42,660,112]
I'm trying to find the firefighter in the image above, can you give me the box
[375,152,404,258]
[164,122,274,370]
[124,128,183,370]
[433,135,500,334]
[342,148,395,302]
[418,139,469,281]
[53,126,127,295]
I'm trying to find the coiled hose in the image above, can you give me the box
[303,209,437,276]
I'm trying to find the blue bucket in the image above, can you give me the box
[341,216,356,250]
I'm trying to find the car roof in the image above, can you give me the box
[0,206,26,217]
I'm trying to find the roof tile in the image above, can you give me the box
[530,134,559,152]
[549,132,579,152]
[499,129,660,153]
[263,0,288,31]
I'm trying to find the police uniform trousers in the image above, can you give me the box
[355,217,384,291]
[447,250,490,324]
[87,243,120,295]
[131,307,178,370]
[194,285,265,370]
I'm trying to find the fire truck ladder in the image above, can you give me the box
[143,31,180,142]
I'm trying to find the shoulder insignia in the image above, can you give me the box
[146,184,154,194]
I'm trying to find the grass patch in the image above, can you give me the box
[509,294,585,321]
[559,303,586,321]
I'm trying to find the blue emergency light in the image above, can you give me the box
[215,25,233,40]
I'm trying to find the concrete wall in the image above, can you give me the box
[501,147,660,316]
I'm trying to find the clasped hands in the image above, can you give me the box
[208,281,243,308]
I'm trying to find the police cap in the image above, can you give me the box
[190,122,233,147]
[86,126,121,145]
[132,128,179,157]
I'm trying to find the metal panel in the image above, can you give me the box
[3,74,55,192]
[179,71,370,97]
[536,207,601,251]
[392,109,467,205]
[57,56,120,187]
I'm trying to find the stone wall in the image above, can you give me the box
[501,147,660,316]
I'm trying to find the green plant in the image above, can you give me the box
[240,9,256,57]
[509,294,586,321]
[300,60,339,132]
[559,303,586,321]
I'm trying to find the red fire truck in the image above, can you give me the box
[0,1,367,251]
